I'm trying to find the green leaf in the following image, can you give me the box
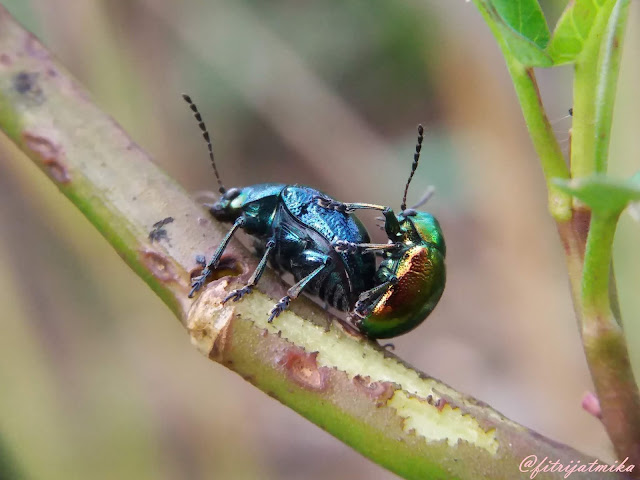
[492,0,550,49]
[553,173,640,215]
[473,0,552,67]
[548,0,614,65]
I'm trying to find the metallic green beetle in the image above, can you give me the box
[317,125,446,338]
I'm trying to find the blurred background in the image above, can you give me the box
[0,1,639,479]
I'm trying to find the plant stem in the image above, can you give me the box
[568,0,640,465]
[582,213,618,321]
[571,0,627,178]
[472,0,572,222]
[504,60,572,221]
[593,0,630,173]
[475,0,640,469]
[580,213,640,466]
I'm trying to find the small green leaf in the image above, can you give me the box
[548,0,614,65]
[553,173,640,215]
[473,0,552,67]
[492,0,550,49]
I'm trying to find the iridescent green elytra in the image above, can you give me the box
[355,211,446,338]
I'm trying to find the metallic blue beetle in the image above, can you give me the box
[184,95,376,321]
[194,182,377,320]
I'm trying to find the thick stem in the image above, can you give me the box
[583,214,619,320]
[581,213,640,465]
[558,208,640,470]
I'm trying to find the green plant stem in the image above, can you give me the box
[571,0,627,178]
[593,0,630,172]
[504,60,572,221]
[475,0,640,471]
[580,213,640,467]
[582,213,618,321]
[472,0,572,222]
[572,51,600,179]
[0,6,627,480]
[568,0,640,466]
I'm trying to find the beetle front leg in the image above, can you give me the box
[268,252,331,322]
[223,238,276,303]
[189,217,246,298]
[332,240,402,255]
[315,197,388,215]
[315,197,401,239]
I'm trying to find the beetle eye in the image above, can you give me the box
[223,187,241,201]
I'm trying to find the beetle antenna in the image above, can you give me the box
[400,124,424,211]
[182,93,226,194]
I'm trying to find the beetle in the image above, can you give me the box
[183,94,445,338]
[183,94,376,321]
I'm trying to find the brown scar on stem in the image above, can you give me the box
[352,375,396,407]
[22,131,71,183]
[139,248,179,283]
[278,347,328,392]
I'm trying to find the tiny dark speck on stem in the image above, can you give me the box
[13,71,36,94]
[13,71,44,104]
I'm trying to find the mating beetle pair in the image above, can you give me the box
[184,94,446,339]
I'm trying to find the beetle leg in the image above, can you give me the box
[189,217,246,298]
[268,254,331,322]
[315,197,387,214]
[332,240,402,254]
[315,197,402,240]
[353,277,398,318]
[223,238,276,303]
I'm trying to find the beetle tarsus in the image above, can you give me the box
[268,296,291,322]
[224,286,253,303]
[332,239,358,254]
[189,271,210,298]
[315,196,351,213]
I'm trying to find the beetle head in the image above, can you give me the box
[207,187,243,222]
[398,210,446,256]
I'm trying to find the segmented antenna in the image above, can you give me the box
[182,93,226,194]
[400,124,424,212]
